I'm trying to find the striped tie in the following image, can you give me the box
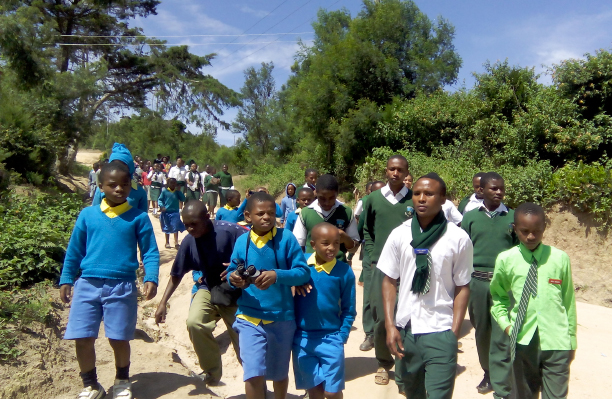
[423,251,432,294]
[485,210,499,218]
[510,257,538,361]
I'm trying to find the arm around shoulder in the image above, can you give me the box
[274,232,310,286]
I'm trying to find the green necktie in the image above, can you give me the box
[510,257,538,361]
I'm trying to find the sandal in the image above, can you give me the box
[165,243,171,249]
[174,243,180,249]
[189,371,219,386]
[374,367,389,385]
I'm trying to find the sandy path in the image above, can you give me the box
[58,214,608,399]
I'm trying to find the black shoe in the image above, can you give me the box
[477,375,493,394]
[359,335,374,351]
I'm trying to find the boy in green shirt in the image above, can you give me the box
[461,172,517,398]
[214,164,234,207]
[490,202,577,399]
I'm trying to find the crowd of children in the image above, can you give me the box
[66,144,577,399]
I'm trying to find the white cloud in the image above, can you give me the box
[239,5,269,19]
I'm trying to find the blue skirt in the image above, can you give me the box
[160,211,185,234]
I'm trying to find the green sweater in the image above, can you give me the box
[461,207,518,270]
[214,171,233,188]
[457,194,471,214]
[357,194,369,240]
[204,174,219,192]
[363,189,413,264]
[300,205,353,262]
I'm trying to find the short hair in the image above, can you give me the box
[157,153,162,157]
[387,154,409,169]
[167,177,177,183]
[473,172,487,180]
[365,181,373,190]
[514,202,546,224]
[226,189,240,200]
[99,162,130,184]
[371,180,386,191]
[311,222,339,241]
[480,172,504,188]
[305,168,318,177]
[183,200,209,220]
[93,161,100,169]
[316,174,338,192]
[417,172,447,197]
[298,187,314,197]
[246,192,276,212]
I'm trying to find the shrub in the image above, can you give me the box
[0,191,85,288]
[238,162,311,198]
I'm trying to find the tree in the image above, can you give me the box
[0,1,239,174]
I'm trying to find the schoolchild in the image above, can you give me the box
[403,173,413,190]
[227,192,311,399]
[148,163,166,216]
[280,183,297,225]
[255,186,284,219]
[304,168,318,193]
[214,164,234,207]
[89,162,100,198]
[285,187,315,232]
[60,162,159,399]
[353,182,372,223]
[186,162,202,202]
[168,157,188,209]
[215,189,248,223]
[442,199,463,225]
[458,172,486,214]
[204,168,220,217]
[158,177,186,249]
[141,161,152,211]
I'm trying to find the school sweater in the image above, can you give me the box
[457,194,471,214]
[285,209,300,231]
[461,207,518,270]
[92,185,148,212]
[215,199,248,223]
[363,189,413,264]
[214,171,233,188]
[300,205,354,262]
[204,174,219,192]
[294,257,357,343]
[227,228,310,322]
[60,205,159,285]
[357,194,369,240]
[158,188,186,213]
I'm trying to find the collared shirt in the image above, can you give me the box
[307,253,337,274]
[462,193,484,214]
[377,219,473,334]
[380,184,410,205]
[293,200,360,247]
[250,227,277,249]
[442,199,463,225]
[490,243,577,350]
[479,203,508,217]
[100,199,132,218]
[168,165,187,182]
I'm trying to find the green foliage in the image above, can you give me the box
[238,162,307,198]
[0,191,84,288]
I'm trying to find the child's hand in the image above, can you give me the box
[254,270,277,290]
[219,263,230,280]
[295,283,313,297]
[60,284,72,304]
[160,207,166,212]
[386,326,405,359]
[143,282,157,300]
[154,303,166,324]
[230,271,247,288]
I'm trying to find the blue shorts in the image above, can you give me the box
[160,211,185,234]
[64,278,138,341]
[293,333,346,393]
[233,318,296,382]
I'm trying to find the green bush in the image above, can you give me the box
[238,162,309,198]
[0,191,85,288]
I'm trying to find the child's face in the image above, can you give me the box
[245,201,276,235]
[513,213,545,251]
[182,213,210,238]
[191,164,198,172]
[222,165,228,172]
[305,172,317,185]
[311,228,340,263]
[386,159,409,188]
[482,179,505,209]
[412,178,445,219]
[297,191,315,208]
[228,193,241,207]
[100,169,131,207]
[168,179,177,190]
[287,185,296,197]
[404,175,413,190]
[316,189,337,212]
[472,177,483,198]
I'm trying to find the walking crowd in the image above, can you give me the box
[70,143,577,399]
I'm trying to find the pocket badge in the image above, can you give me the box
[336,219,346,230]
[405,206,414,219]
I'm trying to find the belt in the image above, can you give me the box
[472,271,494,281]
[221,186,231,190]
[151,182,162,188]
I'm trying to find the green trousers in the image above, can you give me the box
[185,189,200,202]
[370,266,395,370]
[395,326,458,399]
[219,189,228,207]
[361,254,374,337]
[468,277,513,398]
[514,330,571,399]
[186,289,240,380]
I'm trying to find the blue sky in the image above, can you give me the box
[133,0,612,146]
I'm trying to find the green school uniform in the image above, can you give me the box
[461,206,518,398]
[300,205,353,262]
[214,171,233,207]
[457,194,471,214]
[490,243,577,399]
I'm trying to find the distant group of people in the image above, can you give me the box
[67,143,576,399]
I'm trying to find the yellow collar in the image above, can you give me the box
[224,204,237,211]
[295,208,302,214]
[250,227,277,249]
[167,187,175,193]
[100,198,132,219]
[307,253,336,274]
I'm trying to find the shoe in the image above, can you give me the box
[77,384,106,399]
[165,243,171,249]
[458,341,463,349]
[112,379,132,399]
[477,374,493,394]
[189,370,219,385]
[359,335,374,351]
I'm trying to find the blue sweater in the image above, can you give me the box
[92,185,148,213]
[280,183,297,223]
[294,261,356,343]
[158,188,185,213]
[215,199,248,223]
[227,228,310,321]
[60,205,160,285]
[285,210,299,231]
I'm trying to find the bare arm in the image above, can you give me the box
[154,275,183,323]
[451,284,470,337]
[383,275,404,358]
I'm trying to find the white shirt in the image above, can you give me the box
[354,199,364,216]
[168,165,187,182]
[442,200,463,225]
[187,171,200,191]
[293,199,360,246]
[377,219,473,334]
[147,170,166,185]
[200,171,209,183]
[380,184,410,205]
[480,203,509,216]
[462,193,484,214]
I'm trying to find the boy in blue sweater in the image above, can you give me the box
[60,162,159,399]
[285,187,315,232]
[158,177,186,249]
[228,192,311,399]
[293,223,356,399]
[215,189,249,223]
